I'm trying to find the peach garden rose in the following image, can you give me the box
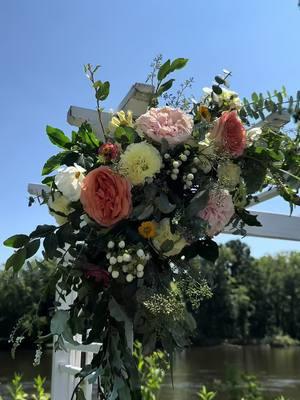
[80,166,132,227]
[209,110,246,157]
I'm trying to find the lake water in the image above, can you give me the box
[0,345,300,399]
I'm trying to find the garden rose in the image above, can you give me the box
[84,263,110,286]
[80,166,132,227]
[198,189,235,237]
[209,111,246,157]
[135,107,193,146]
[55,164,86,202]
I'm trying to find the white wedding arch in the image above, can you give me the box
[28,83,300,400]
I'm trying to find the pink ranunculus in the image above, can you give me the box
[210,111,246,157]
[135,107,193,146]
[198,190,235,237]
[80,166,132,227]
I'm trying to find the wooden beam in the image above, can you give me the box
[224,211,300,242]
[67,83,154,141]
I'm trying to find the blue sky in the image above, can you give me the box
[0,0,299,263]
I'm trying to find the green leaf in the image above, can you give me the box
[95,80,110,101]
[155,193,176,214]
[169,58,188,73]
[41,176,55,186]
[160,239,174,253]
[182,239,219,262]
[212,85,222,95]
[30,225,57,239]
[5,247,27,272]
[114,126,137,145]
[3,234,29,248]
[215,75,225,85]
[46,126,70,149]
[42,152,67,175]
[251,92,259,103]
[238,209,262,227]
[157,79,175,96]
[25,239,40,258]
[157,59,171,81]
[44,232,58,259]
[50,310,70,335]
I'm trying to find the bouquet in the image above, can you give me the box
[4,57,300,399]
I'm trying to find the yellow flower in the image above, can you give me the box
[138,221,157,239]
[109,110,133,132]
[119,142,162,185]
[48,192,73,225]
[152,218,187,257]
[197,105,211,122]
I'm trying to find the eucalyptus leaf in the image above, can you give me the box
[185,190,209,219]
[3,234,29,248]
[155,193,176,214]
[5,247,27,272]
[26,239,40,258]
[50,310,70,335]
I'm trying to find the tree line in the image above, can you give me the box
[1,240,300,348]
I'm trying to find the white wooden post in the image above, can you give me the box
[28,84,299,400]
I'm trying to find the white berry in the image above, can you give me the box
[173,161,180,168]
[191,168,197,173]
[107,241,115,249]
[122,265,128,273]
[118,241,125,249]
[108,266,112,273]
[180,154,187,162]
[193,157,200,164]
[137,249,145,258]
[109,256,117,265]
[172,168,179,174]
[187,173,194,180]
[171,174,177,180]
[184,150,190,156]
[112,270,119,279]
[117,255,123,263]
[126,274,134,283]
[137,264,144,272]
[164,153,170,159]
[137,271,144,278]
[123,253,132,262]
[186,180,193,187]
[106,252,111,259]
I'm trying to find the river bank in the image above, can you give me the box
[1,344,300,399]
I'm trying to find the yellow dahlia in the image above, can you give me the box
[119,142,162,185]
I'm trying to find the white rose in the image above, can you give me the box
[55,163,86,202]
[48,192,72,225]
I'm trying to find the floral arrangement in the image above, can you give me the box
[3,57,300,400]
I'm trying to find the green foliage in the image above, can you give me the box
[197,386,217,400]
[133,341,168,400]
[3,374,50,400]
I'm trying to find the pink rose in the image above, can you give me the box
[80,166,132,227]
[210,111,246,157]
[198,190,235,237]
[135,107,193,146]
